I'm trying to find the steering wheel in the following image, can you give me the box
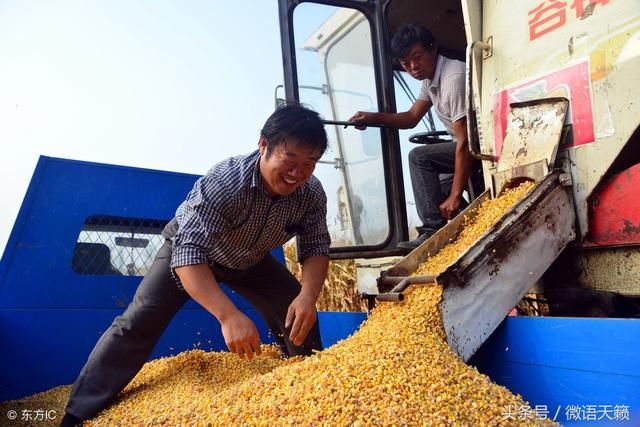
[408,130,452,145]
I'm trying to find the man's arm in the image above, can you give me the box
[439,117,474,219]
[175,264,262,359]
[349,99,432,129]
[171,174,262,359]
[286,254,329,346]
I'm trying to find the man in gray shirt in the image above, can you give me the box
[350,24,475,250]
[61,104,331,426]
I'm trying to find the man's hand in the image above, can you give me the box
[444,117,473,221]
[348,111,375,130]
[176,264,262,360]
[285,292,318,346]
[439,194,462,220]
[220,311,262,360]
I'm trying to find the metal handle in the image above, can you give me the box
[374,275,437,302]
[375,292,405,302]
[465,40,497,163]
[321,119,389,129]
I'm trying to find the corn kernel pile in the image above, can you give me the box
[0,347,297,427]
[414,181,535,276]
[0,181,550,426]
[1,284,551,426]
[87,345,301,426]
[83,285,549,426]
[0,385,71,427]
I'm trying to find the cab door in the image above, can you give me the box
[278,0,408,259]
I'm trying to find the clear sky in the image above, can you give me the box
[0,1,287,254]
[0,1,437,255]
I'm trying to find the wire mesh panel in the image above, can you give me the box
[71,215,169,276]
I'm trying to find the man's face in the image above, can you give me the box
[259,137,321,196]
[398,42,437,81]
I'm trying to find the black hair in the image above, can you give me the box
[390,23,437,61]
[260,103,328,156]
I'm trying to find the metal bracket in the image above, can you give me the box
[466,40,497,163]
[559,173,573,187]
[483,36,493,59]
[372,275,437,302]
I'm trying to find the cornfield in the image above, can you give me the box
[284,242,366,312]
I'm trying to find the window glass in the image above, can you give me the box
[72,216,168,276]
[393,70,451,239]
[293,4,388,247]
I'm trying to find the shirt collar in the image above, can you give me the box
[425,54,444,92]
[250,150,261,189]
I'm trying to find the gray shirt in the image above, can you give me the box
[418,54,466,136]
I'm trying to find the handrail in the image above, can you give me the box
[465,40,497,162]
[372,275,437,302]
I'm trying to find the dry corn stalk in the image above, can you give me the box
[285,242,366,312]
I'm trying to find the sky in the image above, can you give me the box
[0,1,287,254]
[0,1,433,256]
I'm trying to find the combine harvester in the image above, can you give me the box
[276,0,640,424]
[1,0,639,425]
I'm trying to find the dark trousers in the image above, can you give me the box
[408,142,483,232]
[65,240,322,420]
[408,142,456,230]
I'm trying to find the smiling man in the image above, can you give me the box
[61,104,330,426]
[350,24,475,250]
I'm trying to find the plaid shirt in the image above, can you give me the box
[167,150,330,275]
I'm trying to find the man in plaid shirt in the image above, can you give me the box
[62,104,331,426]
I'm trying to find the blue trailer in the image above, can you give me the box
[1,157,638,426]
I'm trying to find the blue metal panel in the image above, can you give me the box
[0,156,364,401]
[471,316,640,426]
[0,156,328,401]
[0,156,271,310]
[0,308,262,401]
[0,309,366,401]
[318,311,367,347]
[0,156,287,309]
